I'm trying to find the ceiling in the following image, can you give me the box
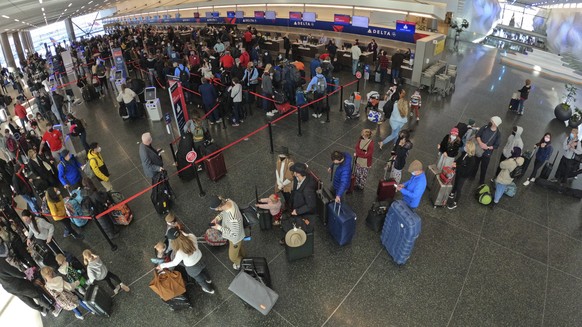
[0,0,116,32]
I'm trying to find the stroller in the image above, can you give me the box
[364,91,381,113]
[343,92,362,120]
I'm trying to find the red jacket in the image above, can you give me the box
[355,138,375,167]
[239,52,250,68]
[14,103,27,119]
[244,31,253,43]
[220,55,235,69]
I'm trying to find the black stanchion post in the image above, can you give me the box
[92,215,118,251]
[219,101,227,130]
[297,106,302,136]
[268,122,274,153]
[192,164,206,197]
[325,94,330,123]
[339,85,344,112]
[357,79,360,92]
[169,143,177,163]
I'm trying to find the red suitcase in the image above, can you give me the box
[377,167,396,201]
[204,152,227,181]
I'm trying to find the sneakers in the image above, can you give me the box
[75,314,85,320]
[266,112,275,117]
[448,192,456,199]
[197,165,203,171]
[205,279,213,284]
[312,113,318,118]
[232,123,240,127]
[202,287,215,294]
[378,142,383,150]
[113,285,121,295]
[530,177,535,183]
[120,283,130,292]
[232,263,240,270]
[40,309,48,317]
[447,202,457,210]
[318,114,323,118]
[215,119,223,123]
[273,220,281,226]
[209,121,215,125]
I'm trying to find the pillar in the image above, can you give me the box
[0,32,16,70]
[19,32,31,54]
[65,18,76,42]
[11,32,26,64]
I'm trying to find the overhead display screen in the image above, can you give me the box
[265,11,276,20]
[289,12,302,21]
[334,14,351,25]
[302,12,316,22]
[352,16,369,28]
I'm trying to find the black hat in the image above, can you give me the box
[60,149,70,157]
[279,146,290,156]
[209,195,222,210]
[166,228,180,240]
[289,162,308,175]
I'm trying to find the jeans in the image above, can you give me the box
[518,99,526,113]
[391,68,400,83]
[21,194,39,213]
[72,300,92,316]
[78,132,90,152]
[204,103,220,122]
[381,120,405,145]
[262,92,272,113]
[494,183,507,203]
[352,60,359,75]
[126,100,137,118]
[99,271,123,291]
[232,102,242,124]
[184,261,212,291]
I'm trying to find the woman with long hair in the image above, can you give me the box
[354,129,374,190]
[379,90,409,149]
[157,228,215,294]
[40,266,92,320]
[448,141,477,210]
[523,133,553,186]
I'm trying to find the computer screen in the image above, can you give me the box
[334,14,350,26]
[227,11,236,18]
[205,12,212,18]
[211,12,220,18]
[302,12,316,22]
[289,12,301,21]
[265,11,276,20]
[343,42,352,49]
[145,87,156,101]
[352,16,369,28]
[114,71,122,80]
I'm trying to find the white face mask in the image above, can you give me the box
[544,137,550,142]
[450,135,457,141]
[56,191,61,195]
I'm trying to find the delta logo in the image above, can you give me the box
[333,25,344,32]
[293,21,314,27]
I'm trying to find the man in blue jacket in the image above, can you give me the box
[309,55,321,79]
[305,67,327,118]
[57,149,82,189]
[328,151,352,203]
[396,160,427,210]
[198,78,221,124]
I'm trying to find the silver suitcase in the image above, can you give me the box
[430,174,454,207]
[229,271,279,315]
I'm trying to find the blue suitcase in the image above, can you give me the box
[326,202,357,246]
[332,77,340,91]
[381,200,421,265]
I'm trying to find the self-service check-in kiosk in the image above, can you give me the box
[114,71,125,94]
[144,87,162,121]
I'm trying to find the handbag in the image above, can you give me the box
[471,128,498,158]
[149,269,186,301]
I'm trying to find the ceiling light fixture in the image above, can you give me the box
[68,3,72,7]
[42,8,44,11]
[14,19,19,21]
[39,0,42,3]
[2,15,9,18]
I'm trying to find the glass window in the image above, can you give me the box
[72,12,105,39]
[30,21,67,57]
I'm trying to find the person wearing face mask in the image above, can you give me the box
[437,127,462,171]
[66,113,89,152]
[395,160,427,211]
[45,187,83,239]
[209,195,246,270]
[471,116,502,185]
[39,123,64,163]
[553,128,582,185]
[87,143,113,192]
[275,147,294,210]
[448,141,477,209]
[523,133,553,186]
[495,125,524,178]
[492,148,524,208]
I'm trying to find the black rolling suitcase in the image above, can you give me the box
[84,284,112,317]
[366,201,391,232]
[165,295,192,311]
[516,148,536,180]
[508,98,520,111]
[254,187,272,230]
[539,153,558,180]
[316,187,333,225]
[151,171,174,214]
[241,257,272,287]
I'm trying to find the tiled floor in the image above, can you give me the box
[13,41,581,327]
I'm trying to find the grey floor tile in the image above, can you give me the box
[543,268,582,327]
[548,230,582,279]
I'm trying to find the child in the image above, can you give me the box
[150,242,167,265]
[83,249,130,295]
[56,253,87,296]
[256,194,283,226]
[40,266,92,320]
[389,129,413,183]
[410,89,422,121]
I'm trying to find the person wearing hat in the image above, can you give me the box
[328,151,353,203]
[275,147,294,210]
[157,228,215,294]
[396,160,427,210]
[437,127,462,171]
[209,196,246,270]
[354,129,375,190]
[495,126,524,178]
[492,149,525,207]
[57,149,83,190]
[279,162,316,245]
[471,116,502,185]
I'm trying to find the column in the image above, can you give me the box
[11,32,26,64]
[19,32,31,54]
[65,18,76,42]
[0,32,16,70]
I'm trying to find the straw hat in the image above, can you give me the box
[285,227,307,247]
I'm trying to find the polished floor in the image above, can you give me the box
[9,41,581,327]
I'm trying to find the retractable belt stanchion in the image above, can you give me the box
[325,94,330,123]
[92,214,118,251]
[339,85,344,112]
[193,166,206,198]
[297,105,302,136]
[268,122,274,153]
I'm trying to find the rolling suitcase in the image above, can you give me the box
[285,232,314,262]
[375,71,382,83]
[381,200,422,265]
[229,269,278,316]
[151,171,174,214]
[430,175,453,207]
[377,167,396,201]
[426,164,440,191]
[539,153,558,180]
[316,187,333,225]
[326,202,357,246]
[108,192,133,225]
[241,257,272,288]
[165,295,192,311]
[204,152,227,181]
[508,98,520,111]
[366,201,391,232]
[84,284,112,317]
[516,148,535,180]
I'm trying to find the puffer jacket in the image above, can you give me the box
[46,193,66,221]
[87,150,110,182]
[331,152,353,198]
[58,155,82,186]
[502,126,524,158]
[495,157,525,185]
[400,172,427,209]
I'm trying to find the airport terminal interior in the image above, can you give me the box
[0,0,581,326]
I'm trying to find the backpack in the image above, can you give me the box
[178,67,189,84]
[476,184,492,205]
[289,65,300,84]
[83,158,95,178]
[6,137,17,152]
[509,160,523,178]
[96,65,105,76]
[315,76,326,94]
[273,66,282,84]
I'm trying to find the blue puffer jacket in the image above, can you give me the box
[332,152,352,198]
[58,155,82,186]
[400,172,427,209]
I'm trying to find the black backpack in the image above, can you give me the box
[509,160,523,178]
[178,67,189,84]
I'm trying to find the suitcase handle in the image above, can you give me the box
[333,202,341,215]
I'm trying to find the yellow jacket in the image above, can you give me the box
[46,194,66,221]
[87,150,109,182]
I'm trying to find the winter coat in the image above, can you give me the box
[400,172,427,209]
[28,156,58,185]
[439,135,462,158]
[261,74,273,95]
[392,138,413,170]
[199,83,217,107]
[12,172,34,196]
[86,256,108,285]
[276,157,294,193]
[87,150,110,182]
[502,126,524,158]
[495,157,525,185]
[58,155,82,186]
[46,193,66,221]
[331,152,353,198]
[535,143,553,162]
[290,174,317,216]
[455,153,476,179]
